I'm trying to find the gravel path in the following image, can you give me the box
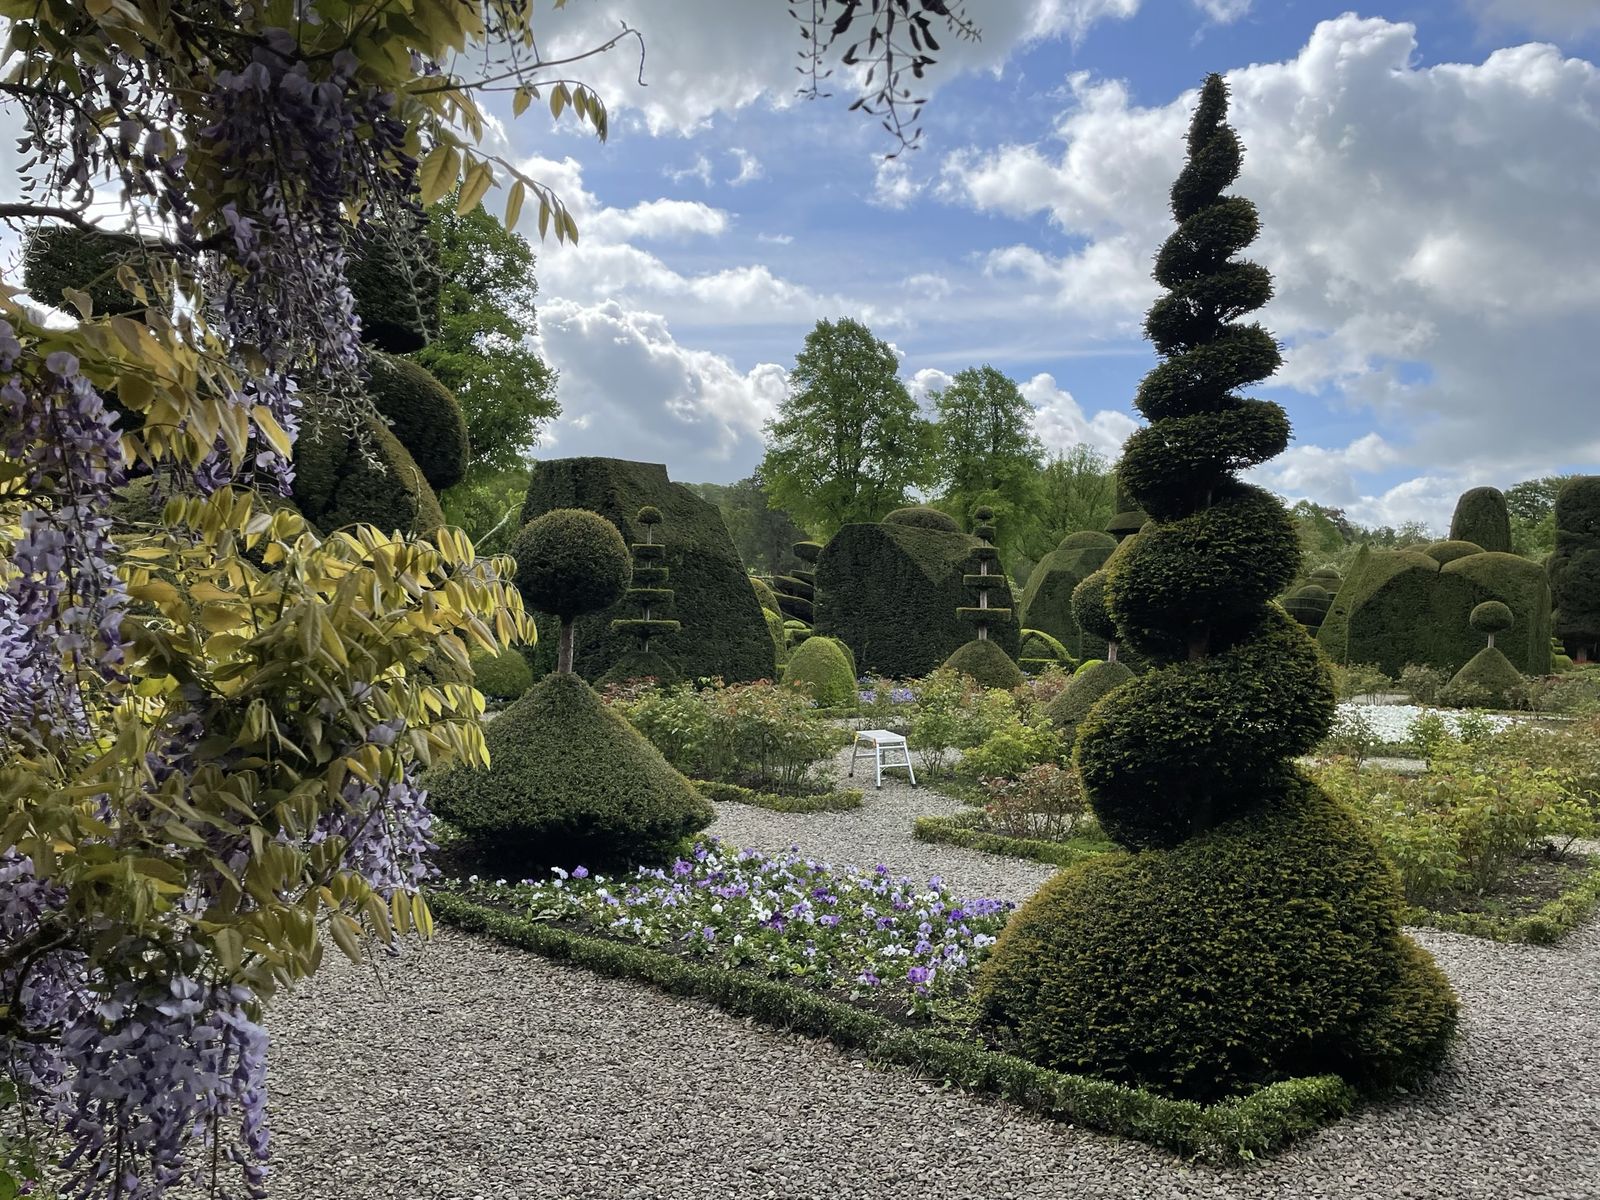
[254,759,1600,1200]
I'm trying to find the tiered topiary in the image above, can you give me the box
[1018,530,1118,661]
[1446,602,1523,707]
[782,635,857,707]
[521,459,775,683]
[1282,583,1332,629]
[601,506,683,685]
[772,540,822,626]
[1549,476,1600,663]
[941,507,1026,689]
[978,76,1456,1103]
[430,507,712,869]
[365,351,469,493]
[1449,487,1512,555]
[1043,554,1135,743]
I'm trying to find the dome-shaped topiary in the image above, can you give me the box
[1045,658,1133,745]
[942,637,1026,690]
[976,778,1457,1102]
[471,646,535,701]
[636,505,663,526]
[882,505,961,533]
[1421,539,1483,565]
[981,74,1454,1099]
[972,505,995,522]
[1058,530,1118,556]
[1449,487,1511,555]
[428,672,713,870]
[1283,583,1333,629]
[782,636,857,706]
[366,352,469,492]
[1470,600,1513,637]
[512,508,631,673]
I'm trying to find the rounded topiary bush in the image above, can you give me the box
[942,638,1026,690]
[428,672,713,870]
[366,352,469,492]
[1046,659,1133,745]
[470,646,534,701]
[1421,539,1484,565]
[511,509,631,622]
[975,778,1457,1102]
[292,408,445,536]
[1470,600,1514,637]
[782,635,857,706]
[882,505,961,533]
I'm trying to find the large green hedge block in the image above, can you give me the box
[428,672,713,869]
[1318,547,1551,676]
[1018,531,1117,661]
[1449,487,1511,555]
[366,352,469,491]
[942,638,1026,690]
[1550,476,1600,662]
[521,458,773,684]
[976,778,1457,1103]
[291,407,445,536]
[883,505,961,532]
[1420,539,1482,565]
[782,636,857,706]
[22,225,147,317]
[815,521,1020,678]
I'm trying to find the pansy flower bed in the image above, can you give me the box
[458,839,1013,1020]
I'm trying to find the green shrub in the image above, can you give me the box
[782,636,857,707]
[346,219,441,354]
[1446,646,1523,708]
[1017,532,1116,661]
[883,505,961,532]
[1044,659,1133,745]
[471,646,534,700]
[750,576,781,615]
[975,763,1091,840]
[958,718,1064,782]
[522,459,773,683]
[22,224,147,317]
[976,779,1457,1102]
[428,672,713,869]
[942,638,1026,690]
[1331,660,1394,702]
[1282,584,1332,629]
[366,352,468,491]
[1398,663,1449,706]
[1449,487,1511,554]
[1470,600,1513,637]
[596,648,681,687]
[291,407,445,535]
[815,520,1019,677]
[907,668,1018,773]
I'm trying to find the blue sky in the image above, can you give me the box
[478,1,1600,531]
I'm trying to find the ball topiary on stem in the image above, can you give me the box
[977,75,1456,1102]
[1447,601,1523,707]
[511,508,631,674]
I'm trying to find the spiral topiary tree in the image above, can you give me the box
[978,75,1456,1102]
[605,506,683,684]
[511,508,631,674]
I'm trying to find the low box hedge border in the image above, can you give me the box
[913,814,1109,869]
[694,779,865,813]
[429,891,1356,1162]
[1403,857,1600,945]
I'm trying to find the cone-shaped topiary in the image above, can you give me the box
[366,352,469,492]
[978,75,1455,1101]
[945,638,1027,689]
[1045,659,1134,746]
[470,646,535,701]
[1449,487,1511,555]
[428,672,713,870]
[883,505,961,532]
[512,508,631,674]
[604,506,683,685]
[782,635,857,706]
[751,576,781,615]
[1448,645,1523,707]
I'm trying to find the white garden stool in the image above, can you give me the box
[849,729,916,789]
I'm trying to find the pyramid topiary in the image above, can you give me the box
[1449,487,1511,555]
[602,506,683,686]
[977,75,1456,1102]
[782,636,857,707]
[941,510,1024,687]
[365,352,469,492]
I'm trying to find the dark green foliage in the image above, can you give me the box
[291,407,445,535]
[1076,609,1334,849]
[782,636,857,706]
[1018,532,1117,661]
[1071,569,1117,645]
[773,574,814,600]
[814,521,1019,678]
[1105,510,1148,540]
[1107,485,1299,661]
[521,459,774,683]
[611,506,683,672]
[1449,487,1511,555]
[942,638,1026,690]
[1045,659,1134,745]
[346,219,441,354]
[597,648,681,687]
[1421,539,1483,565]
[1117,401,1290,522]
[511,508,631,622]
[794,540,823,564]
[1019,628,1072,671]
[883,505,961,532]
[695,780,864,812]
[1470,601,1513,635]
[913,816,1104,869]
[1320,547,1552,675]
[1283,584,1332,629]
[976,779,1457,1102]
[23,225,146,316]
[751,576,781,615]
[1447,646,1522,707]
[637,505,663,526]
[365,352,469,491]
[763,608,789,670]
[1308,565,1342,589]
[434,892,1361,1162]
[1549,476,1600,662]
[428,673,713,869]
[470,646,534,700]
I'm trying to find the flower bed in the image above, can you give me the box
[1403,854,1600,944]
[693,780,864,813]
[431,849,1358,1161]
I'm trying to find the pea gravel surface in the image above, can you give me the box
[258,758,1600,1200]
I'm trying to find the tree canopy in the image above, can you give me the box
[927,364,1043,559]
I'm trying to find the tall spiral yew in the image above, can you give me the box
[975,77,1457,1102]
